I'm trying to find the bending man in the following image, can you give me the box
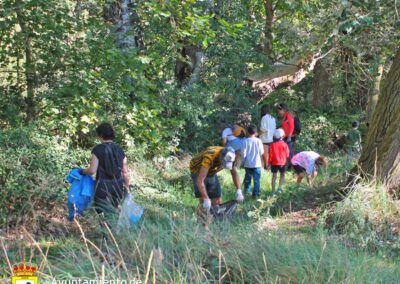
[190,146,244,221]
[291,151,328,187]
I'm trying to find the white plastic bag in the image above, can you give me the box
[117,193,144,232]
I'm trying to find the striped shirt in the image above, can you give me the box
[189,146,224,176]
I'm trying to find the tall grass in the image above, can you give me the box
[321,178,400,256]
[1,140,400,283]
[4,211,399,284]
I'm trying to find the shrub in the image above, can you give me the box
[321,181,400,257]
[0,127,88,227]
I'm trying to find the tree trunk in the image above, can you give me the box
[188,48,204,84]
[215,0,223,17]
[365,64,384,125]
[104,0,136,51]
[103,0,137,98]
[247,54,320,102]
[16,9,36,123]
[175,45,204,84]
[24,35,36,123]
[262,0,274,58]
[75,0,82,19]
[358,50,400,190]
[312,59,330,107]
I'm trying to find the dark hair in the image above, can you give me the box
[247,124,257,135]
[315,156,328,167]
[96,123,115,140]
[276,103,289,112]
[261,104,271,117]
[352,121,359,128]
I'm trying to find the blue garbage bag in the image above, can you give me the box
[66,169,94,221]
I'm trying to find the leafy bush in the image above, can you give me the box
[0,127,89,226]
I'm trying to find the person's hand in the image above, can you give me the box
[236,189,245,202]
[202,198,212,210]
[287,136,292,143]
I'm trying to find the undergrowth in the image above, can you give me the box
[1,125,400,283]
[321,180,400,257]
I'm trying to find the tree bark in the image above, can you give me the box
[175,45,204,84]
[215,0,223,17]
[358,50,400,190]
[262,0,274,58]
[16,8,36,123]
[104,0,136,51]
[247,54,320,102]
[75,0,82,19]
[188,48,204,84]
[312,59,330,107]
[365,64,384,125]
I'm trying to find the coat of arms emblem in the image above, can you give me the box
[11,262,39,284]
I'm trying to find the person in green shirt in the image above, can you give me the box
[347,121,362,165]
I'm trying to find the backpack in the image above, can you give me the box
[294,116,302,135]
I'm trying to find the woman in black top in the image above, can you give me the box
[81,123,130,214]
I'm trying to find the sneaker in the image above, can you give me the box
[272,191,277,197]
[278,188,283,194]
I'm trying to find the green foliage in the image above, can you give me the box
[0,1,400,282]
[0,127,88,226]
[322,183,400,257]
[247,198,275,220]
[2,0,396,154]
[1,126,400,281]
[35,219,400,283]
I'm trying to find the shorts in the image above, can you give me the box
[263,142,272,146]
[270,165,287,173]
[293,164,306,175]
[191,174,222,199]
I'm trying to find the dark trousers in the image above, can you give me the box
[284,137,295,167]
[94,178,126,215]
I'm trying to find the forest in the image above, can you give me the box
[1,0,400,283]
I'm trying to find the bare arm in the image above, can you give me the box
[82,154,99,175]
[258,130,266,135]
[122,156,130,188]
[196,166,209,199]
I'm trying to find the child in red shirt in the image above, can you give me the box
[268,128,290,196]
[277,103,295,169]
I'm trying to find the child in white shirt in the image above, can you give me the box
[241,125,264,197]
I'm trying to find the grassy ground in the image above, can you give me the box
[1,154,400,284]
